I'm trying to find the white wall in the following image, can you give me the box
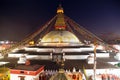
[85,69,120,77]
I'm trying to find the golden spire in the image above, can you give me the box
[55,4,66,30]
[57,4,64,14]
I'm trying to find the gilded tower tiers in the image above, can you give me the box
[55,4,66,30]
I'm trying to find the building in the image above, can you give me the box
[10,64,44,80]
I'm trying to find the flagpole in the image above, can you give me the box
[94,42,97,80]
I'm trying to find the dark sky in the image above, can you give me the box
[0,0,120,41]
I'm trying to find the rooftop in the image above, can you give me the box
[13,64,43,71]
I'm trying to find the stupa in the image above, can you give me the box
[1,4,120,80]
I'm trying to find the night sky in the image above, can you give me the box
[0,0,120,41]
